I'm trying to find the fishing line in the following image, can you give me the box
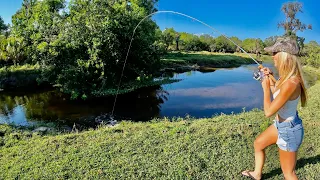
[111,10,262,118]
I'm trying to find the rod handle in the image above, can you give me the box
[258,65,277,83]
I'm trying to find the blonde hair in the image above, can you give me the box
[276,52,307,107]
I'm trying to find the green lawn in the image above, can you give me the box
[1,67,319,179]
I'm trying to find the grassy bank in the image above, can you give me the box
[1,67,320,179]
[302,66,320,86]
[161,51,268,69]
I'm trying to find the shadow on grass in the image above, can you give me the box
[263,154,320,179]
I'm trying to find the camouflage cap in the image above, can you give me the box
[264,37,299,55]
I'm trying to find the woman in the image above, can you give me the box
[241,37,308,180]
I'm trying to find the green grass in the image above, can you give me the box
[302,66,320,82]
[1,66,320,179]
[161,51,269,69]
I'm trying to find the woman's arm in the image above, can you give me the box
[262,77,299,118]
[269,79,276,94]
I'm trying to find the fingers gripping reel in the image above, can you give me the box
[253,65,265,81]
[253,65,277,82]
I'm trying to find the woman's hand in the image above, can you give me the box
[261,67,275,87]
[261,67,273,76]
[261,76,270,90]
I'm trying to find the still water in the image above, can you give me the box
[0,62,314,128]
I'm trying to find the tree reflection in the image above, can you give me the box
[198,67,217,73]
[0,91,60,125]
[0,86,170,126]
[110,85,169,121]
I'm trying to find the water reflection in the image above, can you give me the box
[159,67,265,118]
[0,86,169,127]
[168,82,258,98]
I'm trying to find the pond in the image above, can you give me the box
[0,61,316,128]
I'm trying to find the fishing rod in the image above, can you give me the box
[110,10,276,117]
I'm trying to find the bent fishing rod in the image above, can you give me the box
[111,10,276,117]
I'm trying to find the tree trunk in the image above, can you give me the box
[176,40,179,51]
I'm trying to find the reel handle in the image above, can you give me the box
[258,65,277,83]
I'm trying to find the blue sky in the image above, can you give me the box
[1,0,319,43]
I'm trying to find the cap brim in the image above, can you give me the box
[264,46,276,53]
[263,37,300,55]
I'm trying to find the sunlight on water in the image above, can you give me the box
[160,64,266,118]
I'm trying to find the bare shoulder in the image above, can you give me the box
[279,76,301,101]
[289,76,301,85]
[280,76,300,93]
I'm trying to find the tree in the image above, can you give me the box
[277,2,312,55]
[297,36,305,55]
[179,32,206,51]
[179,32,194,50]
[0,35,8,61]
[184,35,200,51]
[0,16,8,34]
[302,41,320,67]
[308,41,319,46]
[241,38,264,55]
[264,36,280,47]
[154,28,166,55]
[175,33,180,51]
[214,36,237,53]
[53,0,162,99]
[8,0,163,99]
[199,34,214,51]
[11,0,66,64]
[162,28,175,50]
[301,40,319,55]
[5,36,26,65]
[278,2,312,37]
[229,36,242,52]
[214,36,227,52]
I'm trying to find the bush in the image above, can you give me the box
[0,64,44,89]
[301,41,320,68]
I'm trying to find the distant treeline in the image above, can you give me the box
[158,27,319,58]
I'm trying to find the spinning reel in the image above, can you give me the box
[253,65,276,82]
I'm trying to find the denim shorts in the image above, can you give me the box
[273,114,304,152]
